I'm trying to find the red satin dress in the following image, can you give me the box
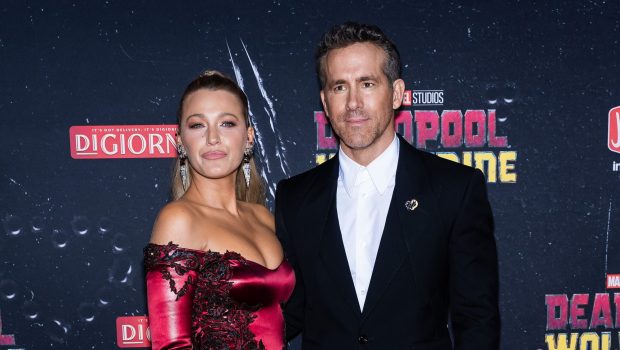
[144,242,295,350]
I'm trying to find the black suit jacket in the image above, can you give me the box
[275,136,500,349]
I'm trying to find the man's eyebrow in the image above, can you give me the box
[328,76,378,85]
[357,75,378,82]
[328,79,347,86]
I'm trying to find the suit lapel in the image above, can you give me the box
[360,187,407,317]
[308,155,362,317]
[361,135,439,317]
[319,198,363,317]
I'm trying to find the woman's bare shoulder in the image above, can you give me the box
[149,200,201,248]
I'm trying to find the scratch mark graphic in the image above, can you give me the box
[227,40,272,177]
[604,197,612,276]
[9,178,28,196]
[240,39,290,177]
[226,39,291,205]
[119,44,134,61]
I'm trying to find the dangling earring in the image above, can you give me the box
[242,145,253,188]
[177,144,189,190]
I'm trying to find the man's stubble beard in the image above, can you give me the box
[334,108,394,151]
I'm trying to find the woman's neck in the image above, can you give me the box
[183,174,240,215]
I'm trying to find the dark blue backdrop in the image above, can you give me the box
[1,1,619,349]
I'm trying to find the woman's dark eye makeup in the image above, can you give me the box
[185,115,238,129]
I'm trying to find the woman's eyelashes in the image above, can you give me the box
[220,120,237,127]
[187,120,237,129]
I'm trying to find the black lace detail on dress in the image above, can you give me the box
[144,242,265,350]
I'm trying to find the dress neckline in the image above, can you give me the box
[148,242,285,272]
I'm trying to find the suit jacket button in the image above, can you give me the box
[358,335,369,344]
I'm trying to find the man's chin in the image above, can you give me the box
[341,138,374,151]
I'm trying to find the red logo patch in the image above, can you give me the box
[69,125,178,159]
[116,316,151,348]
[402,90,412,106]
[609,106,620,154]
[607,274,620,289]
[0,309,16,346]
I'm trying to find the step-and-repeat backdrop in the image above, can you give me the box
[1,1,619,349]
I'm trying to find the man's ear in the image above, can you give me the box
[392,79,405,109]
[320,89,329,118]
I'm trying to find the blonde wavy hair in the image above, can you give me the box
[171,71,265,204]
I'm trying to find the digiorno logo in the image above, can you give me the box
[314,88,518,184]
[116,316,150,348]
[69,125,178,159]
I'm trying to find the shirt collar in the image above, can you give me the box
[338,135,400,197]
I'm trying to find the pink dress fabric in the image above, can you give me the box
[144,242,295,350]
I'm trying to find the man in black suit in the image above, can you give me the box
[275,22,500,349]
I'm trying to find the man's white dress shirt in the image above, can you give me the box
[336,135,399,310]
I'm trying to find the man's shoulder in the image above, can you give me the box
[403,142,479,184]
[419,148,474,175]
[277,156,336,194]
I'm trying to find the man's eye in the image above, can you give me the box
[362,82,374,88]
[334,85,346,92]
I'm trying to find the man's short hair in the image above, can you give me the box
[316,21,402,88]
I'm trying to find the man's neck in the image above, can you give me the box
[340,132,396,167]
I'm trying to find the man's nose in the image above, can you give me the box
[346,88,362,111]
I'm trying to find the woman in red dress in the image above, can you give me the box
[144,71,294,350]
